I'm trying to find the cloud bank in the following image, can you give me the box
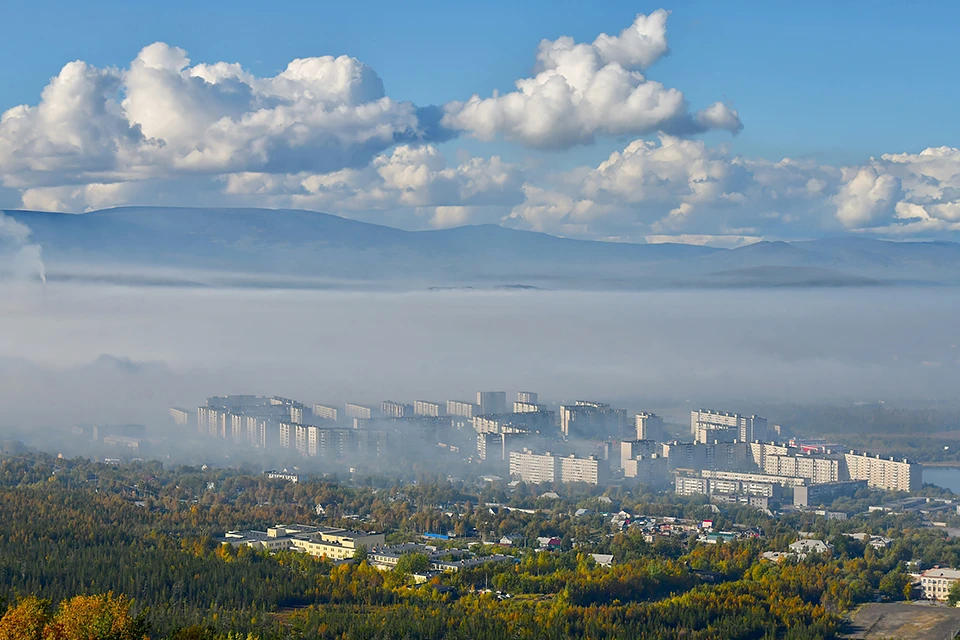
[1,10,960,243]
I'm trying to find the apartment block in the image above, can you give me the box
[169,407,190,426]
[691,409,768,443]
[381,401,414,419]
[414,401,446,417]
[764,454,840,484]
[675,475,710,496]
[635,412,664,442]
[478,431,535,462]
[621,439,661,469]
[517,391,539,404]
[623,454,669,488]
[345,403,373,420]
[509,449,560,483]
[793,480,867,507]
[313,404,339,421]
[477,391,507,415]
[447,400,479,419]
[559,454,609,485]
[514,401,547,413]
[560,401,627,438]
[700,469,808,488]
[844,451,922,492]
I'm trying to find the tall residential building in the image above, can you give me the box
[509,449,560,483]
[517,391,539,404]
[479,431,535,462]
[414,401,446,417]
[623,454,669,488]
[508,450,609,485]
[514,401,547,413]
[844,451,922,492]
[763,454,840,484]
[620,440,661,469]
[635,412,664,441]
[749,442,791,469]
[691,409,768,443]
[660,441,750,472]
[477,391,507,416]
[473,411,555,435]
[447,400,479,419]
[169,407,190,426]
[560,401,627,438]
[269,397,305,424]
[313,404,338,422]
[381,401,414,419]
[700,469,808,488]
[345,403,373,420]
[559,454,609,485]
[793,480,867,507]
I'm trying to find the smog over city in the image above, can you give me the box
[2,4,960,640]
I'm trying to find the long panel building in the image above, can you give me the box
[691,409,767,444]
[844,451,922,492]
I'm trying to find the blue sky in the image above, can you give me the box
[1,1,959,244]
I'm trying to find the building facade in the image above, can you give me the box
[381,401,414,419]
[313,404,338,421]
[509,449,560,483]
[345,403,373,420]
[635,412,664,442]
[921,568,960,601]
[477,391,507,416]
[691,409,768,443]
[447,400,478,419]
[844,451,922,492]
[560,402,627,438]
[414,401,446,417]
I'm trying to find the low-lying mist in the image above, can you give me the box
[1,281,958,437]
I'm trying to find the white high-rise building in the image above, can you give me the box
[345,403,373,420]
[517,391,538,404]
[514,401,546,413]
[691,409,767,443]
[313,404,338,421]
[381,401,413,418]
[447,400,479,419]
[559,455,608,485]
[169,407,190,426]
[635,412,664,441]
[509,449,560,484]
[414,401,446,417]
[621,440,660,469]
[844,451,921,492]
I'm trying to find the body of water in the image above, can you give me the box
[922,466,960,494]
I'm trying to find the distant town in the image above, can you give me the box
[142,392,925,515]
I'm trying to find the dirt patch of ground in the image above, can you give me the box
[844,602,960,639]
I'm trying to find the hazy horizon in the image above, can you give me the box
[1,280,958,435]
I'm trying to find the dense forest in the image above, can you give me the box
[0,451,958,639]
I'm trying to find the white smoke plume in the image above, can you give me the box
[0,213,46,283]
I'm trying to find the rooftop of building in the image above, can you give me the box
[922,568,960,580]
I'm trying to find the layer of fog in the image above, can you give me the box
[1,282,959,435]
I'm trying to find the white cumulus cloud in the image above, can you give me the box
[441,10,742,149]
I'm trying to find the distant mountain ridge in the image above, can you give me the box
[4,206,959,289]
